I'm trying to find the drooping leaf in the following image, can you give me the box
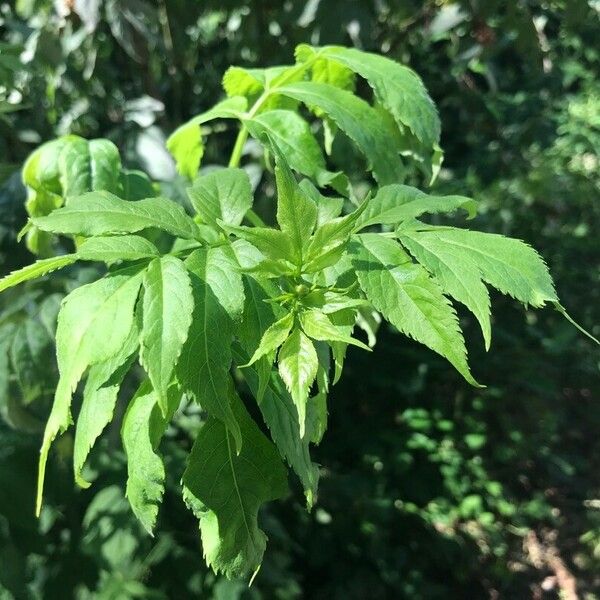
[37,266,144,515]
[302,45,440,149]
[73,322,139,488]
[188,167,252,227]
[278,328,319,436]
[167,97,247,179]
[234,344,319,507]
[77,235,160,263]
[140,256,194,414]
[183,385,288,578]
[277,81,404,185]
[355,184,476,230]
[0,255,76,293]
[350,234,479,386]
[177,249,242,450]
[33,191,201,240]
[122,381,179,534]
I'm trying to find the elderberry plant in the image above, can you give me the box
[0,45,595,579]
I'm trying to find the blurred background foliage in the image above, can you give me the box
[0,0,599,598]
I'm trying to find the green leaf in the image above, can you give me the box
[350,234,479,386]
[37,266,144,515]
[122,381,178,534]
[301,180,344,226]
[329,308,358,384]
[73,322,139,488]
[304,196,370,272]
[59,138,122,197]
[246,110,326,181]
[0,255,76,293]
[33,191,201,240]
[120,169,156,200]
[22,137,75,198]
[77,235,160,263]
[299,309,370,351]
[167,97,248,179]
[398,229,492,349]
[10,318,53,403]
[206,245,246,320]
[183,385,288,578]
[223,67,265,98]
[243,312,294,367]
[310,45,441,149]
[277,81,404,185]
[234,344,319,507]
[273,147,318,263]
[398,226,558,307]
[177,249,242,450]
[237,276,279,400]
[278,328,319,437]
[355,184,476,230]
[140,256,194,414]
[221,223,295,263]
[188,167,252,227]
[296,45,356,91]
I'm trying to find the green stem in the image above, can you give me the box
[227,54,320,229]
[228,126,249,168]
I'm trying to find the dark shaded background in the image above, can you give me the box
[0,1,598,598]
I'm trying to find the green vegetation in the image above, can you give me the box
[0,2,598,598]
